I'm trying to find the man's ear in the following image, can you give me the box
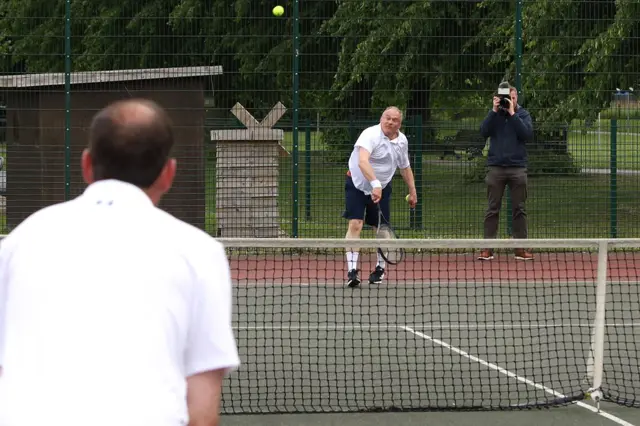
[81,149,95,184]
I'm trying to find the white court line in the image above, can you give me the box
[401,325,635,426]
[234,322,640,330]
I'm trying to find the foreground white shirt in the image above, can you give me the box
[0,180,240,426]
[348,124,410,194]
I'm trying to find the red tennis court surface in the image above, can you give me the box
[228,252,640,283]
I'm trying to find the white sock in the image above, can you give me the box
[377,252,386,269]
[346,251,359,271]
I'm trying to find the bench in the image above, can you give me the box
[439,129,487,161]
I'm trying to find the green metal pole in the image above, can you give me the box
[515,0,523,94]
[414,115,423,229]
[507,0,523,236]
[610,119,617,238]
[305,118,311,221]
[64,0,71,200]
[291,0,300,237]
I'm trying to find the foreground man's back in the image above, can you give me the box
[0,99,240,426]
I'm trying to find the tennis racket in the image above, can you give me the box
[375,203,405,265]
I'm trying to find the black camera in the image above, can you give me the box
[497,82,512,110]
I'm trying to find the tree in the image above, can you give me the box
[319,0,504,154]
[476,0,640,123]
[0,0,339,123]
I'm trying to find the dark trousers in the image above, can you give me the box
[484,166,528,239]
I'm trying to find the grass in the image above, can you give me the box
[567,122,640,170]
[280,119,640,171]
[211,121,640,238]
[2,117,639,239]
[205,151,640,239]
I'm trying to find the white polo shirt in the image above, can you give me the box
[348,124,410,194]
[0,180,240,426]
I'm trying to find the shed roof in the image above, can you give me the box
[0,65,222,88]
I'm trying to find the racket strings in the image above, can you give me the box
[376,205,405,264]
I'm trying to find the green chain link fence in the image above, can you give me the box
[0,0,639,238]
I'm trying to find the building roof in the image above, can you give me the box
[0,66,223,88]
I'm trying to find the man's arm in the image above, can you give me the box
[481,97,502,138]
[358,147,377,183]
[185,240,240,426]
[186,370,226,426]
[357,147,382,202]
[480,111,498,139]
[509,109,534,142]
[399,167,417,208]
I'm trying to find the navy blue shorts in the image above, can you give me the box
[342,175,392,227]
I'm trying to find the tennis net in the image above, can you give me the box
[219,238,640,413]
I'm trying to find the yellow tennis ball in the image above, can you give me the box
[405,194,410,202]
[273,5,284,16]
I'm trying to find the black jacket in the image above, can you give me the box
[480,106,533,167]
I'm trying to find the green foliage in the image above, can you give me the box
[464,150,582,183]
[600,106,640,120]
[319,1,500,153]
[1,0,640,172]
[477,0,640,123]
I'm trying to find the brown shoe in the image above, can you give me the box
[478,249,494,260]
[514,249,533,260]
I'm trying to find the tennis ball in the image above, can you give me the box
[273,5,284,16]
[405,194,410,202]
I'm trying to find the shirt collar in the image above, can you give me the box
[80,179,153,207]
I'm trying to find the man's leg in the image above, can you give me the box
[343,176,369,287]
[366,184,392,284]
[508,167,533,260]
[480,166,507,260]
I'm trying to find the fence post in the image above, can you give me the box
[64,0,71,200]
[610,119,617,238]
[507,0,524,236]
[412,115,423,229]
[515,0,523,92]
[291,0,301,238]
[305,118,311,221]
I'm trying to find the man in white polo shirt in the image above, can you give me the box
[343,106,417,287]
[0,99,240,426]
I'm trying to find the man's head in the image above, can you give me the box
[509,86,518,107]
[82,99,176,204]
[379,106,403,139]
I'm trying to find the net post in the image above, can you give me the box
[587,239,609,411]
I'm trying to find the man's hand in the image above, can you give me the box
[506,97,515,115]
[371,187,382,203]
[492,96,500,113]
[407,193,417,209]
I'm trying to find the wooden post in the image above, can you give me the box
[212,102,288,238]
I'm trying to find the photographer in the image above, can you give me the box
[478,82,534,261]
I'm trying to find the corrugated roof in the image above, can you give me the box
[0,66,222,88]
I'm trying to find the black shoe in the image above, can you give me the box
[347,269,361,288]
[369,266,385,284]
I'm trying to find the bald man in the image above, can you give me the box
[342,106,417,287]
[0,99,240,426]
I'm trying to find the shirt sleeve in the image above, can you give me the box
[184,239,240,377]
[354,128,375,154]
